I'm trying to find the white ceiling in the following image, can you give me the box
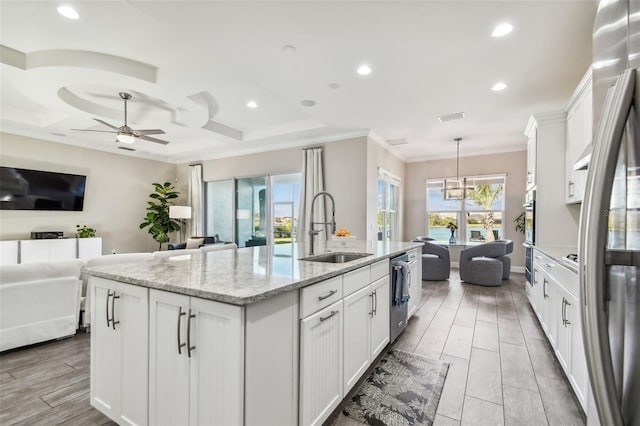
[0,0,598,164]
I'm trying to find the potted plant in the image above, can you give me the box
[514,212,526,234]
[76,224,96,238]
[139,182,181,250]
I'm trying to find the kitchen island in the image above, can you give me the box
[84,240,422,426]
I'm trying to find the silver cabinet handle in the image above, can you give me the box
[319,310,338,322]
[106,290,113,328]
[111,294,120,330]
[533,269,538,285]
[543,278,548,299]
[561,297,567,327]
[374,290,378,315]
[564,299,571,326]
[177,306,186,355]
[318,290,337,301]
[369,293,375,317]
[187,309,196,358]
[568,180,575,198]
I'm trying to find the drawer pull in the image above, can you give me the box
[318,290,338,301]
[177,307,186,355]
[187,309,196,358]
[319,310,338,322]
[543,278,549,299]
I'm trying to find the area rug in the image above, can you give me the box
[342,349,449,426]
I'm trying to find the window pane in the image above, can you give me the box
[467,211,503,241]
[465,179,504,211]
[427,180,462,211]
[205,179,233,242]
[377,180,384,209]
[428,212,458,240]
[236,177,267,248]
[272,173,301,243]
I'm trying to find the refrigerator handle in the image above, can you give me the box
[579,68,635,426]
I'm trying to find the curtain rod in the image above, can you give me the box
[302,146,323,151]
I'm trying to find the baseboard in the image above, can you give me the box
[511,266,525,273]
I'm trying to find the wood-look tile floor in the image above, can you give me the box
[0,270,585,426]
[331,270,586,426]
[0,332,114,426]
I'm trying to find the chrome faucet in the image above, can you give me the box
[308,191,336,255]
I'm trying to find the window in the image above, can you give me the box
[426,175,505,242]
[378,168,401,242]
[204,173,301,249]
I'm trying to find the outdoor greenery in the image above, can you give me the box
[467,184,503,241]
[139,182,181,250]
[75,224,96,238]
[429,214,457,227]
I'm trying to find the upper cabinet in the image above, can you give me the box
[526,127,537,190]
[564,69,593,204]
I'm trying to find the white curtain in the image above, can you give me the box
[298,147,325,245]
[188,164,204,237]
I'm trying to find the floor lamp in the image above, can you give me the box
[169,206,192,243]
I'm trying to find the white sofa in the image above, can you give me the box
[0,259,83,351]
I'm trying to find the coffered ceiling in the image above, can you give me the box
[0,1,598,163]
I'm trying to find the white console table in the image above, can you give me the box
[0,238,102,265]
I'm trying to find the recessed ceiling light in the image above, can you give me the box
[491,82,508,91]
[300,99,316,107]
[246,100,258,109]
[282,45,297,54]
[356,64,372,76]
[492,23,513,37]
[57,5,79,20]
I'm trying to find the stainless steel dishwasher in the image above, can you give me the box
[390,252,409,343]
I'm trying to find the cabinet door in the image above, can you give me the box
[49,239,77,261]
[555,287,571,371]
[370,277,390,360]
[300,300,343,426]
[19,240,50,263]
[544,275,558,348]
[78,237,103,260]
[116,282,148,426]
[90,279,120,419]
[189,297,244,426]
[527,129,537,190]
[343,286,372,394]
[149,290,190,426]
[568,292,588,409]
[408,253,421,318]
[0,241,18,265]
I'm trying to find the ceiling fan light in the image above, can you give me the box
[116,133,135,144]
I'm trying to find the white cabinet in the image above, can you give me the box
[0,240,18,265]
[90,278,148,426]
[149,289,244,426]
[370,276,390,359]
[530,249,589,411]
[343,286,372,393]
[407,248,422,318]
[78,237,103,259]
[526,128,537,190]
[20,239,76,263]
[300,300,344,426]
[565,69,593,204]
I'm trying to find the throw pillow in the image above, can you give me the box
[185,238,204,249]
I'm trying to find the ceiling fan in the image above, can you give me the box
[72,92,170,145]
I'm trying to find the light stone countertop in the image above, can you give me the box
[83,240,423,305]
[533,245,578,273]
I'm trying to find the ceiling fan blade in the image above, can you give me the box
[93,118,119,130]
[137,134,170,145]
[71,129,117,133]
[133,129,165,135]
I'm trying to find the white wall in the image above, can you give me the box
[188,137,370,239]
[404,150,527,267]
[366,138,406,241]
[0,133,179,254]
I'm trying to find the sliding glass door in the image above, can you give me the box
[236,177,267,248]
[204,179,233,242]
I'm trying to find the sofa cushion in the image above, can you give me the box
[186,238,205,249]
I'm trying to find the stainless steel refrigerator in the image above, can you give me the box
[579,1,640,425]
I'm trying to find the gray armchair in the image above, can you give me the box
[414,236,450,281]
[459,239,513,286]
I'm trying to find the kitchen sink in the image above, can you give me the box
[300,252,373,263]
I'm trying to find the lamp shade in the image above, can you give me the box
[169,205,191,219]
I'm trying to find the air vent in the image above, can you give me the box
[386,138,408,146]
[118,146,136,152]
[437,112,466,123]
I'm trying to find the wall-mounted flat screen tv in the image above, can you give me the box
[0,167,87,211]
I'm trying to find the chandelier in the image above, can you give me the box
[443,138,474,200]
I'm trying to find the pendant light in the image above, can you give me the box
[443,138,474,200]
